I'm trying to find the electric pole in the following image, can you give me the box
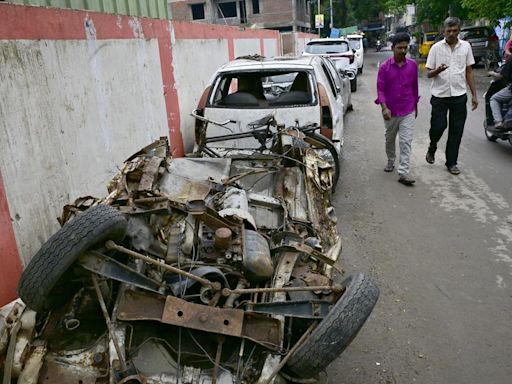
[318,0,321,37]
[330,0,333,29]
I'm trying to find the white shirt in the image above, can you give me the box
[425,38,475,98]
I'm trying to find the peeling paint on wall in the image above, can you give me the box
[128,18,145,39]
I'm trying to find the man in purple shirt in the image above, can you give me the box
[375,32,419,186]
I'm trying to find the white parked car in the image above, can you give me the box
[303,38,358,92]
[347,34,365,73]
[194,56,347,155]
[322,56,353,116]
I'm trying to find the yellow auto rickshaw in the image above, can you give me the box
[419,32,439,57]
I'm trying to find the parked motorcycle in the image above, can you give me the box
[376,39,383,52]
[484,78,512,145]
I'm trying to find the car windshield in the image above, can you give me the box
[460,28,488,39]
[305,41,350,54]
[211,70,313,107]
[348,39,361,50]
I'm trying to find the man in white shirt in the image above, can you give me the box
[425,17,478,175]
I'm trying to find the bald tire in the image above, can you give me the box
[18,205,127,312]
[286,273,379,378]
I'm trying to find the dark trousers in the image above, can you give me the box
[428,94,467,167]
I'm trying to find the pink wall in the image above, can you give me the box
[0,3,281,306]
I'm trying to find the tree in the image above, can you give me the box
[460,0,512,26]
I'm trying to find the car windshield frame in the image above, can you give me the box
[207,68,318,109]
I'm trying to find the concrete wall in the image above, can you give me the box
[281,31,317,56]
[0,3,281,306]
[170,21,280,152]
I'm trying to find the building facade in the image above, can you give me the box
[169,0,311,32]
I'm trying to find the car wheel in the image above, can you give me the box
[18,205,127,312]
[484,121,498,142]
[358,66,363,74]
[285,273,379,378]
[350,78,357,92]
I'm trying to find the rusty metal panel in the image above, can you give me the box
[116,290,165,322]
[138,157,163,192]
[242,313,281,350]
[162,296,244,337]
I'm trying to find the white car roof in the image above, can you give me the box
[216,56,320,73]
[347,34,363,39]
[307,38,349,43]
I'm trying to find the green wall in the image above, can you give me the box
[6,0,169,19]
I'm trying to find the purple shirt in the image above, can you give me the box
[375,57,419,116]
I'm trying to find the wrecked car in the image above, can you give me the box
[2,116,379,384]
[194,55,347,155]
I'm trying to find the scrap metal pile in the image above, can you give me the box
[1,119,378,384]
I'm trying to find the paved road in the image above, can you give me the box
[328,48,512,384]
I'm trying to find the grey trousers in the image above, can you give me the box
[490,87,512,123]
[384,112,415,176]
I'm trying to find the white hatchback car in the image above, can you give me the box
[302,38,358,92]
[347,34,365,73]
[194,56,347,153]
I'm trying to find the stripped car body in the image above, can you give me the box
[2,121,378,383]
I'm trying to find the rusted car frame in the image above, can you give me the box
[2,117,378,384]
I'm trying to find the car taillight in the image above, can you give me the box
[348,54,355,64]
[317,84,333,139]
[488,34,498,42]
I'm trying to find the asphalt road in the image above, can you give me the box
[327,47,512,384]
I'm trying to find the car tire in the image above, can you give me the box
[285,273,379,378]
[350,78,357,92]
[18,205,127,312]
[358,66,363,74]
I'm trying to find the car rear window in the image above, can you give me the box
[210,70,314,108]
[460,28,489,39]
[348,39,361,50]
[305,41,350,54]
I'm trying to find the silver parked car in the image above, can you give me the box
[460,26,499,69]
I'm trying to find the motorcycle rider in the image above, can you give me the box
[490,46,512,130]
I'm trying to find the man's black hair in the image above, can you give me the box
[391,32,410,47]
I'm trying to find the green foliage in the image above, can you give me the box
[313,0,511,31]
[460,0,512,25]
[414,1,468,28]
